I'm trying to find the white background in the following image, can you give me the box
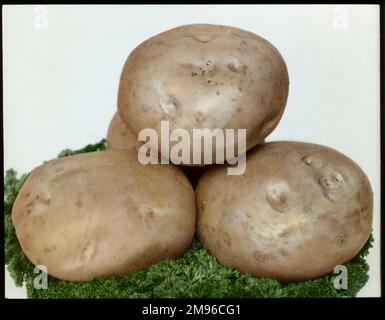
[3,5,380,297]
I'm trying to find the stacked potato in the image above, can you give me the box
[13,24,372,283]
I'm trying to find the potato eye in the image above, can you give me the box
[319,171,344,191]
[266,181,296,213]
[301,154,323,169]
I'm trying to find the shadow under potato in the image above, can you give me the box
[180,165,208,189]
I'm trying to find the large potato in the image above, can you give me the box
[118,24,289,164]
[12,150,196,281]
[106,112,141,151]
[197,142,373,282]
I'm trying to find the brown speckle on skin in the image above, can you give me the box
[40,197,51,205]
[219,230,232,246]
[195,111,206,123]
[358,205,369,222]
[280,249,289,257]
[335,234,346,247]
[254,250,274,262]
[205,79,216,87]
[142,105,150,112]
[44,245,55,253]
[76,199,83,208]
[259,63,272,80]
[227,63,238,72]
[25,200,35,210]
[279,228,294,238]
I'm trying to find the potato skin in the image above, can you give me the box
[196,142,373,282]
[106,112,140,151]
[118,24,289,164]
[12,150,196,282]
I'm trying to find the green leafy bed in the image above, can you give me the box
[4,139,373,298]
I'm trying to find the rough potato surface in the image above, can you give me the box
[12,150,196,281]
[118,24,289,163]
[197,142,373,282]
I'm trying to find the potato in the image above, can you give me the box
[12,150,196,281]
[106,112,140,151]
[118,24,289,164]
[196,142,373,282]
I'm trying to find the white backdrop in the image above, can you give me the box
[3,4,380,297]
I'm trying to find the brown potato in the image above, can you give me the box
[196,141,373,282]
[106,112,141,151]
[12,150,196,282]
[118,24,289,164]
